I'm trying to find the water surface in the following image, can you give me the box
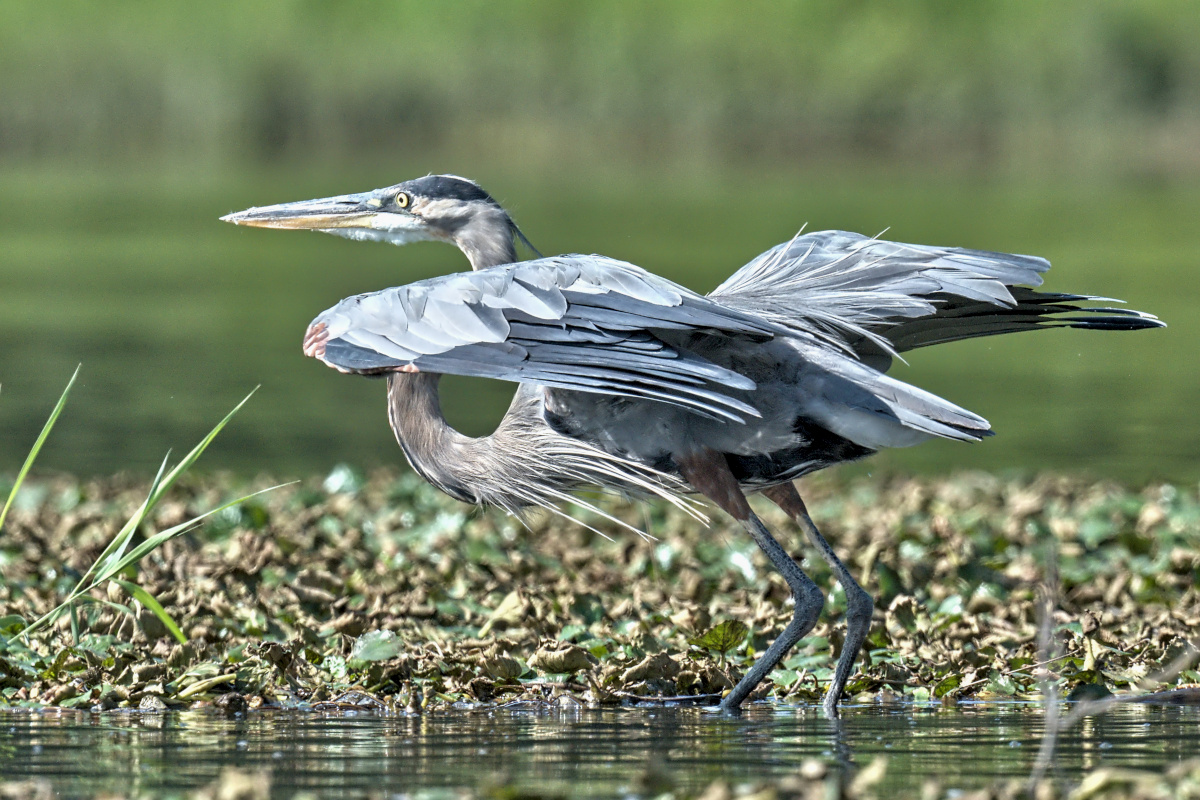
[2,703,1197,797]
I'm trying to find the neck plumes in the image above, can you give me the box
[386,373,550,513]
[385,373,701,526]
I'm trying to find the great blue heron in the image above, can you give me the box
[222,175,1163,715]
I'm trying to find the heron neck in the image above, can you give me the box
[386,372,492,504]
[386,374,475,501]
[453,207,518,269]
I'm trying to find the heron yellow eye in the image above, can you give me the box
[395,192,410,209]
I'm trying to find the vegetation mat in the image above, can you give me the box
[1,469,1198,797]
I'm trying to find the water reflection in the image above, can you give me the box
[1,703,1196,796]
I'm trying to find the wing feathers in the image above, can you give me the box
[309,255,766,421]
[712,230,1162,361]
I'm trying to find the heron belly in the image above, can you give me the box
[540,383,873,489]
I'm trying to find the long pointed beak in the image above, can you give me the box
[220,192,377,230]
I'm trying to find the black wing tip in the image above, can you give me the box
[1066,314,1166,332]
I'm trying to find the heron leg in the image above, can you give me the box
[673,450,824,713]
[762,482,874,718]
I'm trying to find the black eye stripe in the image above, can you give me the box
[400,175,496,204]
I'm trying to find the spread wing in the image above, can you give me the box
[305,255,784,422]
[712,230,1162,368]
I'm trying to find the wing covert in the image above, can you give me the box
[306,255,777,422]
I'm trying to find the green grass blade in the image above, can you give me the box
[147,387,259,510]
[16,607,65,641]
[85,453,171,588]
[9,484,287,646]
[33,483,291,645]
[94,483,293,582]
[72,389,255,593]
[15,594,133,642]
[72,596,135,617]
[0,365,80,534]
[9,389,267,647]
[113,579,186,644]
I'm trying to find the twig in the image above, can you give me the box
[1028,543,1062,790]
[1028,529,1200,791]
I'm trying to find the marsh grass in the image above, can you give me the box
[1,373,288,647]
[0,365,79,534]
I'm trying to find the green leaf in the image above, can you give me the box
[571,593,606,625]
[688,620,749,655]
[0,365,79,534]
[113,579,187,644]
[933,673,962,699]
[323,464,364,495]
[557,624,588,642]
[349,630,404,663]
[1067,682,1115,702]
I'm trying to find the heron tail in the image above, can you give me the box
[879,288,1165,353]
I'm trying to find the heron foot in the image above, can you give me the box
[822,584,874,713]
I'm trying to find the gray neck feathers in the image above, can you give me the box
[385,373,697,522]
[387,373,544,511]
[386,373,489,504]
[453,205,518,270]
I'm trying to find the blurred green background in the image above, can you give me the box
[1,1,1196,481]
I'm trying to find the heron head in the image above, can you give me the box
[220,174,537,269]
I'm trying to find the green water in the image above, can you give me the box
[1,164,1195,481]
[1,703,1197,797]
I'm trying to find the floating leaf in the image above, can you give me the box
[933,673,961,699]
[622,653,680,683]
[176,674,236,700]
[529,644,595,674]
[349,630,404,664]
[481,655,524,680]
[570,593,606,625]
[1067,682,1113,702]
[323,464,364,495]
[688,620,748,656]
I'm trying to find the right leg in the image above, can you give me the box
[673,450,824,712]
